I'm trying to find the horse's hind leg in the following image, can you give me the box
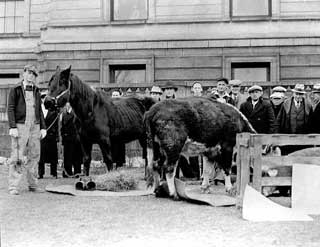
[99,139,113,171]
[82,142,92,176]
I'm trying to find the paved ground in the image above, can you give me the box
[1,164,320,247]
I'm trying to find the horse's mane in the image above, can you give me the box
[70,73,97,101]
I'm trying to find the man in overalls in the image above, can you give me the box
[7,64,47,195]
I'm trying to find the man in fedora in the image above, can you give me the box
[308,83,320,133]
[150,85,162,101]
[161,81,178,99]
[275,83,313,154]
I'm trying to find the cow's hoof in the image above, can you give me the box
[154,183,170,198]
[171,193,179,201]
[226,185,237,197]
[200,185,211,194]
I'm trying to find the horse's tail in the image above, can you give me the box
[141,96,157,111]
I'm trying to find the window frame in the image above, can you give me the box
[110,0,149,22]
[101,57,154,86]
[0,0,24,34]
[230,0,272,19]
[231,62,271,82]
[224,55,279,86]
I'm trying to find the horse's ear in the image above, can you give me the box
[61,65,72,79]
[56,66,60,72]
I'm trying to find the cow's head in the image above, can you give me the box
[155,118,188,172]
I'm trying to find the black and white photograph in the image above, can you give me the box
[1,0,320,246]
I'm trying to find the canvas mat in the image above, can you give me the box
[175,178,236,207]
[46,181,153,197]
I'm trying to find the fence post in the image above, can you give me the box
[252,135,262,192]
[236,132,251,208]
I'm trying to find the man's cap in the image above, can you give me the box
[312,83,320,93]
[248,85,263,93]
[272,86,287,93]
[161,81,178,91]
[24,64,38,77]
[216,77,229,85]
[270,92,284,99]
[292,84,306,94]
[150,86,162,94]
[229,79,242,86]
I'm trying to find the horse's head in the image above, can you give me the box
[44,65,72,110]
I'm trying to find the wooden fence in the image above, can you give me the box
[236,133,320,208]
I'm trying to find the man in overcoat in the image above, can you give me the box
[308,83,320,133]
[275,84,313,154]
[240,85,276,134]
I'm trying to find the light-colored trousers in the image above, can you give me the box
[8,123,40,191]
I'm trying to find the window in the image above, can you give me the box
[0,0,24,33]
[111,0,148,21]
[231,62,270,82]
[230,0,271,17]
[109,64,146,84]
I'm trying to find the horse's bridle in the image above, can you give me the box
[53,77,71,108]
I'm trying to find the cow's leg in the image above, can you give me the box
[165,163,178,200]
[201,156,216,193]
[146,147,160,189]
[220,147,235,194]
[138,137,148,177]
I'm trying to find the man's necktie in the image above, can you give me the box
[25,85,33,91]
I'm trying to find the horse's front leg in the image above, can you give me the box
[99,138,113,171]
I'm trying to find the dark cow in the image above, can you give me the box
[144,97,256,199]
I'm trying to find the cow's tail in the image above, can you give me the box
[239,110,257,133]
[229,104,257,134]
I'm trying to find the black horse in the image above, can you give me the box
[44,66,155,175]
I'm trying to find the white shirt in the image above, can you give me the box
[252,100,259,109]
[41,104,48,118]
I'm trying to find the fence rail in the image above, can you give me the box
[236,133,320,208]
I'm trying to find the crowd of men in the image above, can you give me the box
[6,64,320,195]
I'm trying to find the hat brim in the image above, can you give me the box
[27,69,38,77]
[161,87,178,91]
[292,89,306,94]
